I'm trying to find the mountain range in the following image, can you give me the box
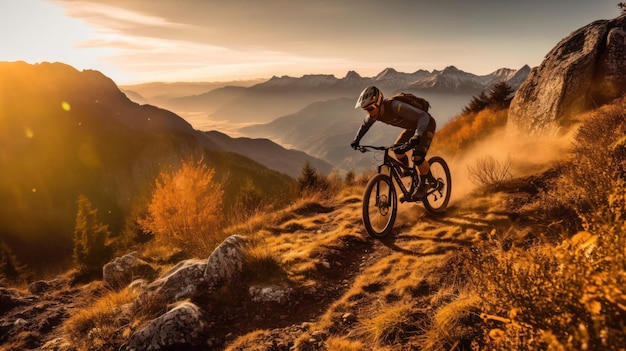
[123,65,530,173]
[124,65,530,127]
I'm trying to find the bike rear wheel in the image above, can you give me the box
[362,173,397,238]
[422,156,452,215]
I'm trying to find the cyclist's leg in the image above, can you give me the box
[394,129,414,173]
[412,117,436,175]
[411,119,436,198]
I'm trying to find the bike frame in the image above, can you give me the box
[360,145,418,201]
[377,148,416,200]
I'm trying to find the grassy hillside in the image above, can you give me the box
[0,61,296,275]
[2,95,620,350]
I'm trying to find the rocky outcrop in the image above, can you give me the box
[123,302,205,351]
[102,252,157,290]
[139,235,247,304]
[508,14,626,135]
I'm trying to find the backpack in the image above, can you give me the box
[389,93,430,112]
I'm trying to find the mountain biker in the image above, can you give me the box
[351,86,436,199]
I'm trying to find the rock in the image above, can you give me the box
[102,252,157,290]
[0,287,26,314]
[342,312,357,324]
[204,234,247,289]
[123,301,205,351]
[508,14,626,136]
[28,280,51,295]
[248,285,293,305]
[140,235,247,304]
[141,258,208,303]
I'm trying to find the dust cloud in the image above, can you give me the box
[444,126,577,205]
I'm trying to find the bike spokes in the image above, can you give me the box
[422,157,451,214]
[362,174,397,238]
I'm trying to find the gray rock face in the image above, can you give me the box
[125,235,248,349]
[140,235,247,304]
[102,252,157,290]
[508,14,626,135]
[123,302,205,351]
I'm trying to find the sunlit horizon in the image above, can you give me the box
[0,0,621,85]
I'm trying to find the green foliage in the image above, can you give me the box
[73,195,111,275]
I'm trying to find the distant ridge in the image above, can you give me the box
[131,64,530,126]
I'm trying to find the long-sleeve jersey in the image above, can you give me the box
[354,99,432,142]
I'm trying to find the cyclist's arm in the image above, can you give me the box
[354,116,376,142]
[390,100,431,137]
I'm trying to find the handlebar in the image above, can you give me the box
[356,144,401,153]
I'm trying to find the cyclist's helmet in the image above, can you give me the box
[355,86,383,109]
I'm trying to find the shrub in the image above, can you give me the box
[467,155,513,188]
[139,157,224,257]
[552,97,626,227]
[472,98,626,351]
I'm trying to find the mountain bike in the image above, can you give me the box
[356,145,451,238]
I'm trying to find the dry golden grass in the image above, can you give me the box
[355,300,416,346]
[431,108,508,157]
[224,329,273,351]
[324,337,365,351]
[64,287,140,351]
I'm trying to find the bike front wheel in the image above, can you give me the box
[422,156,452,215]
[362,173,398,238]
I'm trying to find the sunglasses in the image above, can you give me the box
[364,105,377,112]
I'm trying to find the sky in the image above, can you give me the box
[0,0,621,85]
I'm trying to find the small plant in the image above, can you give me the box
[467,155,513,188]
[357,301,416,346]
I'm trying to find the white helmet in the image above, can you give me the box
[355,86,383,109]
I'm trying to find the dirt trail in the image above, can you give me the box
[225,187,523,350]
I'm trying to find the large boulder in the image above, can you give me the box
[123,301,205,351]
[508,14,626,135]
[140,235,247,304]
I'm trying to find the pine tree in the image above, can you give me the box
[488,81,514,109]
[73,194,111,274]
[298,161,319,192]
[0,240,26,283]
[462,91,490,114]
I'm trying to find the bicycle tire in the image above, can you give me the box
[422,156,452,215]
[362,173,398,238]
